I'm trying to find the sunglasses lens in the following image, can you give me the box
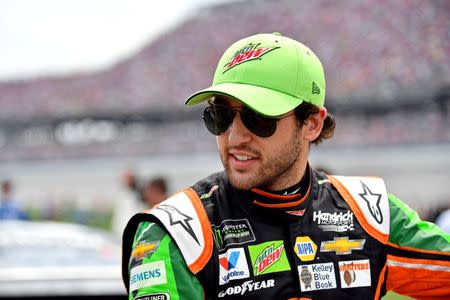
[203,105,278,138]
[203,106,234,135]
[241,108,277,138]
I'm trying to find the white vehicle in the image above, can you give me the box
[0,220,126,299]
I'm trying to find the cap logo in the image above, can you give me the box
[223,43,278,73]
[312,82,321,94]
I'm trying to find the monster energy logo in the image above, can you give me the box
[212,219,255,251]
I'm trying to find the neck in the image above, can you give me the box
[264,146,309,191]
[270,165,310,195]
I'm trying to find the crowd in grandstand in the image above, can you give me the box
[0,0,448,120]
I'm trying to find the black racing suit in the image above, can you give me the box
[122,168,450,299]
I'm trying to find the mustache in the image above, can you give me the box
[227,146,261,157]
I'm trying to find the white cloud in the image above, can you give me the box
[0,0,228,80]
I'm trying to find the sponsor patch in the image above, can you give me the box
[312,82,321,94]
[339,259,371,288]
[320,237,365,255]
[223,43,279,73]
[294,236,317,262]
[134,293,170,300]
[313,210,355,232]
[212,219,256,251]
[359,181,383,224]
[331,176,389,236]
[299,262,337,292]
[132,241,160,261]
[130,260,167,292]
[156,204,199,245]
[218,279,275,297]
[200,185,219,200]
[219,248,250,285]
[286,209,306,216]
[248,241,290,276]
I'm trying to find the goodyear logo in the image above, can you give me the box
[294,236,317,261]
[320,237,365,255]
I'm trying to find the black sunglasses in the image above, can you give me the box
[202,103,295,138]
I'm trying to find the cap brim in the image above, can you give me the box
[185,83,303,117]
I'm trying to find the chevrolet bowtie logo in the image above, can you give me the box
[131,241,160,260]
[320,237,365,255]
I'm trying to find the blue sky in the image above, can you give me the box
[0,0,231,80]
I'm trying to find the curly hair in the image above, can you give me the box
[294,102,336,145]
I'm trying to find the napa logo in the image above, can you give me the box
[219,248,250,285]
[130,260,167,292]
[294,236,317,261]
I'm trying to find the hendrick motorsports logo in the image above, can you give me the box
[218,279,275,297]
[313,210,354,232]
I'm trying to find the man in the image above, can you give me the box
[112,172,168,236]
[0,180,28,220]
[120,171,168,208]
[122,33,450,299]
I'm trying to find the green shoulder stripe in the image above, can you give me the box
[388,194,450,252]
[129,221,204,300]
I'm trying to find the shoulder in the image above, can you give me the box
[191,171,228,197]
[143,189,214,275]
[327,175,390,243]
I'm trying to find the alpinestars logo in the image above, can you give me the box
[156,204,199,245]
[223,43,278,73]
[358,181,383,224]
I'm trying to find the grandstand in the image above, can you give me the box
[0,0,449,161]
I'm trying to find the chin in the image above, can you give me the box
[228,171,257,191]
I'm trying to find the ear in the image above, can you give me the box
[303,107,327,142]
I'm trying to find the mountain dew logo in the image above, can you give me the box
[223,43,278,73]
[249,241,290,276]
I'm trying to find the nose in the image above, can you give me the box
[227,112,252,146]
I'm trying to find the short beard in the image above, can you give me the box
[222,126,303,191]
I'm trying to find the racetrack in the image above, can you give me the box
[1,144,449,222]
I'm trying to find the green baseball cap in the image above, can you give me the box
[185,32,326,117]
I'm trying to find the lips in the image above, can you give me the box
[228,150,259,170]
[234,154,254,161]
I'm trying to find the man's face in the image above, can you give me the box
[216,98,309,191]
[144,185,165,207]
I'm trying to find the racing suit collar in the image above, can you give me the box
[250,165,312,211]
